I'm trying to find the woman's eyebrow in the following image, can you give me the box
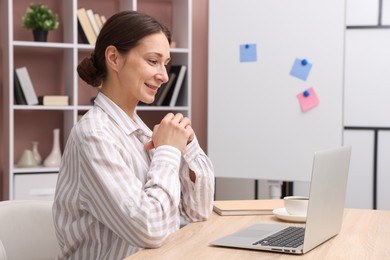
[147,52,171,63]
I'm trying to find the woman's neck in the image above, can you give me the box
[100,88,137,120]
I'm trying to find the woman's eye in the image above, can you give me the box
[148,59,158,65]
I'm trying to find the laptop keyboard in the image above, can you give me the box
[252,226,305,248]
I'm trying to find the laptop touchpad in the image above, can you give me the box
[233,224,285,238]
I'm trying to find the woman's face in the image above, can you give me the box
[117,32,171,105]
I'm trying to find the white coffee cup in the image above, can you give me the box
[284,196,309,216]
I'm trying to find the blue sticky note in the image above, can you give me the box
[290,58,312,81]
[239,44,257,62]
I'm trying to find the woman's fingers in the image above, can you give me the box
[145,113,194,152]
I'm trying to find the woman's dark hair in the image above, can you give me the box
[77,11,172,87]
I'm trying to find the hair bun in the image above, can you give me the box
[77,57,103,87]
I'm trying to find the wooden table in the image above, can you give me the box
[126,208,390,259]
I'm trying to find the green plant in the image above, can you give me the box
[22,3,59,31]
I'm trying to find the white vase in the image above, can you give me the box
[31,141,42,165]
[17,149,39,167]
[43,128,62,167]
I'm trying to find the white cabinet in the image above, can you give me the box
[344,30,390,127]
[344,0,390,210]
[343,130,375,209]
[343,129,390,210]
[1,0,192,200]
[215,178,256,200]
[377,131,390,210]
[14,173,58,200]
[346,0,380,26]
[382,0,390,25]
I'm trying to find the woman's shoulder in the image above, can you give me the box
[80,106,109,125]
[72,107,111,137]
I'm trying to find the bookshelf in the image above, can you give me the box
[1,0,192,200]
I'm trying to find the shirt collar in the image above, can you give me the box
[93,92,152,138]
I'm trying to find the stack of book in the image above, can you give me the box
[213,199,284,216]
[38,95,69,106]
[14,66,69,106]
[77,8,107,45]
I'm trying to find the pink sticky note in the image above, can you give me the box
[297,87,320,112]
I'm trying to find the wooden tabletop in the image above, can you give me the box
[126,208,390,260]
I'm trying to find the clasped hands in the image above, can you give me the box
[144,113,194,154]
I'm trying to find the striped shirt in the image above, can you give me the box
[52,92,215,259]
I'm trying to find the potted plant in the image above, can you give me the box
[21,3,59,42]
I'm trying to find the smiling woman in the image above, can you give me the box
[52,10,215,260]
[99,32,171,111]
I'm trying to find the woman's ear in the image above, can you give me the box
[105,45,121,72]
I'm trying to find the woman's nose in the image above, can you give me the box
[157,66,169,84]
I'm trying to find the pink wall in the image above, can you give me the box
[0,24,3,196]
[192,0,209,151]
[0,1,210,200]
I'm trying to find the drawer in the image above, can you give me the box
[14,173,58,200]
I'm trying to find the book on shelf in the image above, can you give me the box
[15,67,38,105]
[213,199,284,216]
[94,13,103,31]
[38,95,69,106]
[14,70,27,105]
[77,8,97,44]
[162,65,187,106]
[169,65,187,106]
[100,15,107,24]
[77,21,89,44]
[153,73,177,106]
[86,9,100,37]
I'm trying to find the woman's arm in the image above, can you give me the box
[77,128,182,248]
[178,135,215,222]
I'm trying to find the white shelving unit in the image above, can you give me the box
[1,0,192,200]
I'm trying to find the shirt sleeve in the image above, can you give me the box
[178,135,215,222]
[77,128,182,248]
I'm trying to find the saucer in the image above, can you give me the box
[272,208,306,223]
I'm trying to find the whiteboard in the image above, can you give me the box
[208,0,346,182]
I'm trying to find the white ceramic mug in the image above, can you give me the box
[284,196,309,216]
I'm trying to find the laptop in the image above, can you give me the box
[210,146,352,254]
